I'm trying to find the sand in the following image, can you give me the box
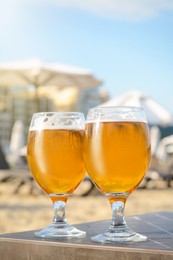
[0,180,173,234]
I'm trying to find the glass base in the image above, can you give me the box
[34,223,86,239]
[91,225,147,244]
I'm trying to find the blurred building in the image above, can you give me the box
[0,85,109,152]
[76,88,108,115]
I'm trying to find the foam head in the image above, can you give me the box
[29,112,85,131]
[86,106,147,123]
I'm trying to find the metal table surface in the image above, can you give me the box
[0,211,173,259]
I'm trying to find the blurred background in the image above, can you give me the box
[0,0,173,234]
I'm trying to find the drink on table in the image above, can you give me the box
[27,112,86,239]
[83,106,151,243]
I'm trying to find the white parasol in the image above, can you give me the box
[100,90,173,126]
[0,58,102,111]
[0,58,102,88]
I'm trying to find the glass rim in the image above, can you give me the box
[86,105,147,123]
[88,106,144,112]
[32,111,84,118]
[29,111,85,131]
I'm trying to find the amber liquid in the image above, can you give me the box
[27,129,86,196]
[83,121,151,194]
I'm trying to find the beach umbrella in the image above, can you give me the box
[100,90,173,126]
[0,58,102,110]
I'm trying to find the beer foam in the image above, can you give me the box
[86,106,147,123]
[86,113,147,123]
[86,118,147,123]
[29,113,85,131]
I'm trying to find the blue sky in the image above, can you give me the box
[0,0,173,112]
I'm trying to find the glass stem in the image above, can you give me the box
[52,201,67,225]
[111,201,127,228]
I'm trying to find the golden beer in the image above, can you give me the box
[27,129,86,198]
[83,121,151,194]
[27,112,86,239]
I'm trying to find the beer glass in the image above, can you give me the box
[27,112,86,239]
[83,106,151,243]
